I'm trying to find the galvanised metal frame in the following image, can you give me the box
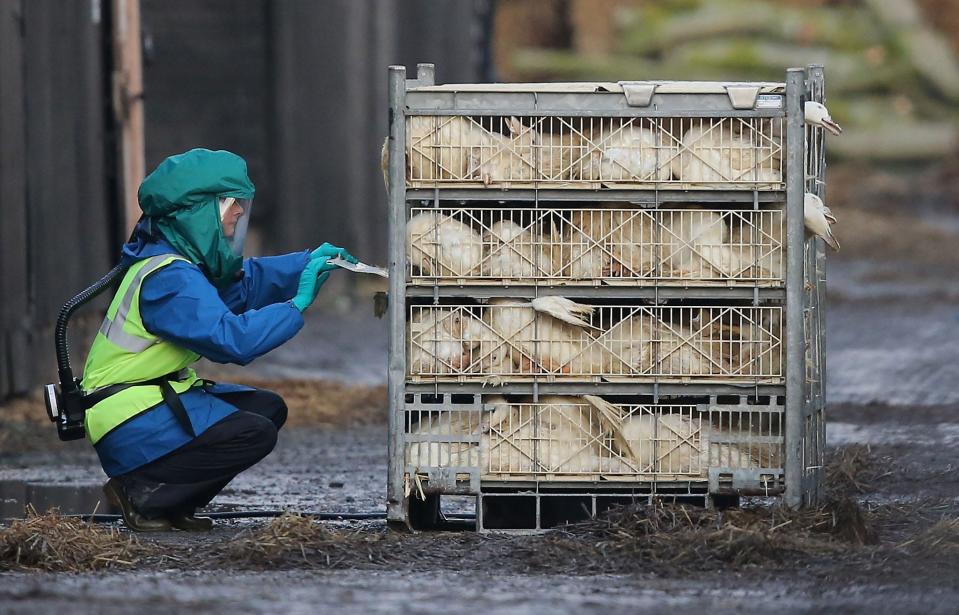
[801,65,828,507]
[407,189,785,202]
[386,64,825,528]
[405,286,785,300]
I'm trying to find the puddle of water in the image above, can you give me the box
[827,297,959,407]
[827,422,959,446]
[0,480,117,519]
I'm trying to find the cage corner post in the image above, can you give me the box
[416,62,435,86]
[386,64,410,527]
[805,63,827,506]
[784,67,807,509]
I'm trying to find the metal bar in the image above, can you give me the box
[403,382,786,397]
[406,189,786,202]
[405,285,785,300]
[479,481,711,492]
[808,63,827,506]
[416,63,435,85]
[386,65,409,525]
[405,92,786,116]
[784,68,806,509]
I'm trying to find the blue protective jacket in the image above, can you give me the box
[93,222,309,476]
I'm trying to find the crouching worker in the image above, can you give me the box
[81,148,356,531]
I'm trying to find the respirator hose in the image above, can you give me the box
[54,263,127,391]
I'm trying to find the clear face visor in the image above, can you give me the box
[218,196,253,256]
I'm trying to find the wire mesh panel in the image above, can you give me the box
[405,405,485,470]
[800,67,828,505]
[406,115,784,188]
[407,303,783,383]
[388,65,827,525]
[402,395,783,482]
[407,206,785,285]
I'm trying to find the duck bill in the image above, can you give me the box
[822,119,843,136]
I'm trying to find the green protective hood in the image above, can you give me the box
[138,148,255,288]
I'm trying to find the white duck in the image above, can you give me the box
[482,297,603,376]
[466,116,539,185]
[804,101,842,136]
[581,122,675,182]
[482,219,555,278]
[407,309,470,375]
[484,395,637,475]
[660,205,743,279]
[804,193,840,251]
[672,124,781,184]
[407,211,484,277]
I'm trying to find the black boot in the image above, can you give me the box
[103,478,172,532]
[167,510,214,532]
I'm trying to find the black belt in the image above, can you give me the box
[84,370,199,438]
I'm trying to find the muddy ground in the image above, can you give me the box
[2,401,958,614]
[2,169,958,613]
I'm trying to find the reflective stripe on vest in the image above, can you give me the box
[81,254,201,445]
[97,255,176,352]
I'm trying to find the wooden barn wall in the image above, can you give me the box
[0,0,115,399]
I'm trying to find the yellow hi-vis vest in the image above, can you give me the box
[81,254,201,444]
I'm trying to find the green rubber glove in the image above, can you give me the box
[292,259,332,312]
[310,242,357,274]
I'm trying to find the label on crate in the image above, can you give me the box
[756,94,783,109]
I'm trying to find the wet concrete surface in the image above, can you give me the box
[3,569,959,615]
[3,231,959,612]
[2,405,958,613]
[827,261,959,407]
[0,427,387,517]
[199,304,389,385]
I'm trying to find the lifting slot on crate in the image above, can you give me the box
[618,81,656,107]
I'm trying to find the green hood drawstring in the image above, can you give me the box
[138,148,255,288]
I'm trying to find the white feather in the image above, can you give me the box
[466,117,538,185]
[581,124,674,182]
[672,125,782,184]
[804,101,843,136]
[482,298,605,376]
[482,220,554,278]
[407,212,484,276]
[804,193,840,251]
[530,296,595,328]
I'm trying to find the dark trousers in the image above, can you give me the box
[116,388,287,518]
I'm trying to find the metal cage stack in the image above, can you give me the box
[386,64,828,531]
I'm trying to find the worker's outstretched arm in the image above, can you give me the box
[141,261,304,365]
[218,250,310,313]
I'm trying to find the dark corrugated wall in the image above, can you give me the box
[269,0,486,262]
[140,0,274,234]
[0,0,115,399]
[1,0,488,399]
[0,0,29,397]
[142,0,487,261]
